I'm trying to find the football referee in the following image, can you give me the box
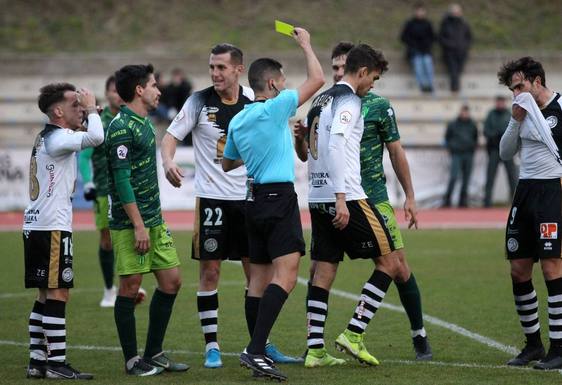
[222,27,324,381]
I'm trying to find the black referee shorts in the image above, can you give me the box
[310,199,395,263]
[246,182,305,264]
[506,178,562,261]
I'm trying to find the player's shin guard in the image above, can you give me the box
[545,277,562,352]
[395,273,426,336]
[245,296,261,337]
[144,289,177,358]
[512,279,541,346]
[197,290,219,352]
[247,284,288,355]
[29,301,47,364]
[99,247,114,290]
[114,296,138,361]
[43,299,66,365]
[307,286,329,349]
[347,270,392,334]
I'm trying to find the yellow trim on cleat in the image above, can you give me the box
[335,330,380,366]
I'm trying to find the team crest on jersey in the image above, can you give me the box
[507,238,519,252]
[62,267,74,283]
[540,223,558,239]
[546,116,558,129]
[339,111,352,124]
[117,145,128,159]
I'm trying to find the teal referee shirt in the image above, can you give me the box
[224,89,298,184]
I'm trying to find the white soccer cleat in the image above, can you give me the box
[100,285,117,307]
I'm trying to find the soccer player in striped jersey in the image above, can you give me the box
[23,83,104,379]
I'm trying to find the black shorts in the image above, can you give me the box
[191,197,249,261]
[23,230,74,289]
[246,183,305,264]
[310,199,395,263]
[506,178,562,260]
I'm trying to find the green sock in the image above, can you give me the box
[144,289,177,358]
[114,296,137,362]
[395,274,424,332]
[99,247,114,289]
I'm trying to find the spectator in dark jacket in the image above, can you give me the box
[444,105,478,207]
[438,3,472,92]
[161,68,193,119]
[483,96,518,207]
[400,2,435,93]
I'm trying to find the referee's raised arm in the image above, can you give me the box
[292,28,325,106]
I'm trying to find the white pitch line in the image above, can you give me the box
[0,340,534,372]
[296,277,519,356]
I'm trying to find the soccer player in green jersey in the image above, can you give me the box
[297,42,431,363]
[106,64,188,376]
[78,75,123,307]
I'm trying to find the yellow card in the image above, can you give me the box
[275,20,295,36]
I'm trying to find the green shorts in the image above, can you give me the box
[373,200,404,250]
[111,223,180,276]
[93,195,110,230]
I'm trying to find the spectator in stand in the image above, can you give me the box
[400,2,435,93]
[443,105,478,207]
[438,3,472,93]
[161,68,193,120]
[149,72,170,123]
[483,96,518,207]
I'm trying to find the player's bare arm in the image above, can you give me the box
[122,203,150,254]
[221,157,244,172]
[386,140,418,229]
[293,27,324,107]
[161,132,185,188]
[293,119,308,161]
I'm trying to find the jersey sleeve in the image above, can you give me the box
[266,89,298,125]
[106,119,133,170]
[223,125,240,160]
[44,129,85,157]
[376,98,400,143]
[331,95,361,138]
[166,92,203,141]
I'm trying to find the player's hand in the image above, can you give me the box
[134,226,150,255]
[292,27,311,49]
[293,120,308,142]
[404,197,418,229]
[333,196,349,230]
[163,160,185,188]
[83,181,97,201]
[76,88,97,111]
[512,104,527,122]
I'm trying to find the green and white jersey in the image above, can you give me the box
[360,93,400,204]
[91,107,114,195]
[106,106,162,229]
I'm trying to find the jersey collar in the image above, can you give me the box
[120,105,147,125]
[336,80,356,93]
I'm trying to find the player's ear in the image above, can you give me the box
[135,84,144,98]
[52,104,63,119]
[358,67,368,79]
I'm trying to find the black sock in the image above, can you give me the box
[99,247,114,289]
[197,289,219,352]
[29,300,46,365]
[245,296,261,337]
[247,284,288,355]
[546,277,562,352]
[144,289,177,358]
[114,296,137,362]
[512,279,541,346]
[347,270,392,334]
[43,299,66,366]
[307,285,329,349]
[395,273,426,336]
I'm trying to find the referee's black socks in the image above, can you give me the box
[246,284,288,355]
[245,296,261,337]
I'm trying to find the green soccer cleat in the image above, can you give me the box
[146,352,189,372]
[335,330,380,366]
[304,348,346,368]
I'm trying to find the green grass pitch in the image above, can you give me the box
[0,229,559,384]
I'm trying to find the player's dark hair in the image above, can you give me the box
[105,75,116,92]
[38,82,76,115]
[498,57,546,87]
[114,64,154,103]
[211,43,243,65]
[331,41,355,60]
[344,44,388,75]
[248,58,283,93]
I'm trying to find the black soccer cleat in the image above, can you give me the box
[533,346,562,370]
[507,343,545,366]
[26,362,46,379]
[413,336,433,361]
[45,363,94,380]
[240,350,287,382]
